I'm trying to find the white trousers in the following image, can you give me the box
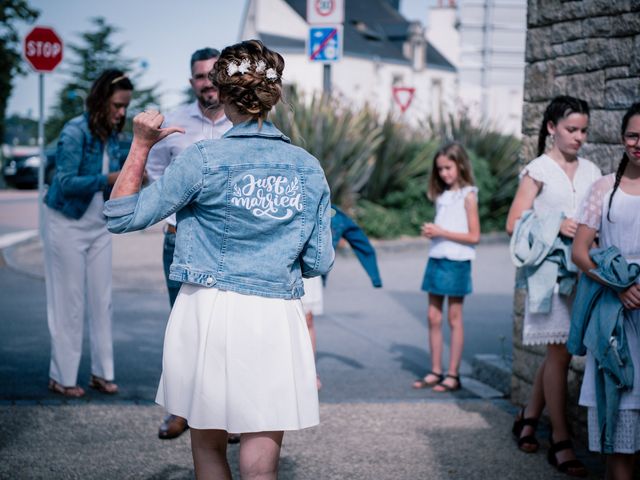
[42,195,114,387]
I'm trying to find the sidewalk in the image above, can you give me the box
[0,229,603,479]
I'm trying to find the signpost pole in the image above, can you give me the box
[23,25,64,236]
[37,73,45,236]
[323,64,331,94]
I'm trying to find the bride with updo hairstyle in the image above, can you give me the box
[105,38,334,479]
[209,39,285,126]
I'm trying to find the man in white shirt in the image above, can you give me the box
[146,47,232,440]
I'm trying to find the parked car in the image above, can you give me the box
[1,144,55,189]
[2,135,132,189]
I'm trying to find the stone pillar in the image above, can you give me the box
[514,0,640,439]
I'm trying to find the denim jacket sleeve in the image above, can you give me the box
[300,176,334,277]
[56,121,108,197]
[104,143,205,233]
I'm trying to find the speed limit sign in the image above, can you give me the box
[307,0,344,24]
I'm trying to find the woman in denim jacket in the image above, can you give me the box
[105,40,334,479]
[43,69,132,398]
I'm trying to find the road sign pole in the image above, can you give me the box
[37,73,45,236]
[323,64,331,94]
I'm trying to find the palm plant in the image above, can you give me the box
[272,91,383,208]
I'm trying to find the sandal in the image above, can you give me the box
[433,374,462,392]
[48,379,85,398]
[89,375,119,394]
[412,371,444,389]
[547,437,588,477]
[512,406,539,453]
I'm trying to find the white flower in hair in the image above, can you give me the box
[227,62,239,76]
[265,68,278,81]
[255,60,267,73]
[238,59,251,74]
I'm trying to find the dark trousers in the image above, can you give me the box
[162,231,181,308]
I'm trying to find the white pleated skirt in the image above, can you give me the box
[156,284,320,433]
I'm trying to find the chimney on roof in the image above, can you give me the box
[404,21,426,72]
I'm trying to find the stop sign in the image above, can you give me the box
[24,26,63,72]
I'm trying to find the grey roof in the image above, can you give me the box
[260,0,455,71]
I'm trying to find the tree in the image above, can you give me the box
[0,0,39,143]
[45,16,160,141]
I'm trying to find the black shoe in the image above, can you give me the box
[547,436,588,477]
[512,406,539,453]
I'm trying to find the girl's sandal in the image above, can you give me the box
[412,371,444,389]
[432,374,462,392]
[547,437,588,477]
[48,379,85,398]
[512,406,539,453]
[89,375,119,394]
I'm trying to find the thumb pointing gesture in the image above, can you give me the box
[132,110,185,148]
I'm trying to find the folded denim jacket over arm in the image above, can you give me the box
[510,209,577,313]
[103,120,335,299]
[568,246,640,453]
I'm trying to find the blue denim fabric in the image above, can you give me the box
[45,114,123,219]
[568,246,640,453]
[162,231,181,307]
[510,209,577,313]
[421,257,472,297]
[330,205,382,288]
[104,120,334,299]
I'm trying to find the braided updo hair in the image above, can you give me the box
[607,102,640,221]
[209,40,284,123]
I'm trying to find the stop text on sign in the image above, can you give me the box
[26,40,61,58]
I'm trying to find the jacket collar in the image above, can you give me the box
[223,120,290,143]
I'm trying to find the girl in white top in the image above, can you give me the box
[413,143,480,393]
[573,102,640,479]
[506,95,601,476]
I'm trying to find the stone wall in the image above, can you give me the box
[513,0,640,437]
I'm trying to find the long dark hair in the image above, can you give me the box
[427,142,475,201]
[85,69,133,141]
[607,102,640,222]
[537,95,590,156]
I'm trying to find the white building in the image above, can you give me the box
[427,0,527,134]
[240,0,457,122]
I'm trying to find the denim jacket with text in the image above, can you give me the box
[45,114,122,219]
[104,120,334,299]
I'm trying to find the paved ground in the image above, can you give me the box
[0,217,605,479]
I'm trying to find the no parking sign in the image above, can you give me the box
[308,25,343,62]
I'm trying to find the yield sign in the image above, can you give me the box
[392,86,415,113]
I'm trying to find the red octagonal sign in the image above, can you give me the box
[24,26,63,72]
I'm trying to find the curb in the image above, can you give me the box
[472,353,512,396]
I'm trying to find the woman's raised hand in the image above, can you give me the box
[133,110,185,149]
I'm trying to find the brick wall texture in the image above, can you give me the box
[513,0,640,438]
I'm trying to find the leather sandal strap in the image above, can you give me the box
[550,439,573,454]
[517,434,539,448]
[557,459,586,473]
[520,417,538,428]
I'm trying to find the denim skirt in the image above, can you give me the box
[421,257,472,297]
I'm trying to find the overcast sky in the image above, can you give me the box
[8,0,433,118]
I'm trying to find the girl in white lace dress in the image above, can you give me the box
[506,96,601,476]
[573,102,640,479]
